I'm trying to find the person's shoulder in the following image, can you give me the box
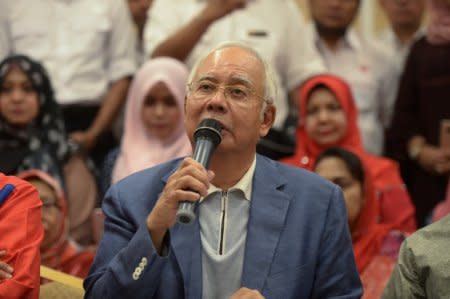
[399,215,450,277]
[365,154,399,172]
[407,215,450,246]
[258,155,337,195]
[0,173,39,211]
[113,158,183,191]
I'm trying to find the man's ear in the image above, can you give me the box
[259,104,276,138]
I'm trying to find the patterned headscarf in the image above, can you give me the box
[0,55,71,185]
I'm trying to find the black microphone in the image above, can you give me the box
[176,118,222,225]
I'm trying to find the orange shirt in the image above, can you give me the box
[0,173,43,299]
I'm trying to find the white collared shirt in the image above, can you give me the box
[199,156,255,299]
[307,23,400,155]
[144,0,325,130]
[2,0,137,105]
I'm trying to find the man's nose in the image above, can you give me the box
[206,87,227,113]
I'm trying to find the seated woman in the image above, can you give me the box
[282,74,416,233]
[0,55,98,245]
[102,57,191,193]
[314,147,406,299]
[0,172,43,299]
[18,169,94,279]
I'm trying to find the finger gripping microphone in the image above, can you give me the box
[176,118,222,225]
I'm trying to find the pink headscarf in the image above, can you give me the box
[427,0,450,45]
[112,57,192,183]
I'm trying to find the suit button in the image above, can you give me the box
[132,272,139,280]
[141,257,148,266]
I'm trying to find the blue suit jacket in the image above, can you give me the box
[84,155,363,298]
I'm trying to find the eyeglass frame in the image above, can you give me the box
[186,80,268,105]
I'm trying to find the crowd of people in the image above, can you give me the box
[1,0,450,298]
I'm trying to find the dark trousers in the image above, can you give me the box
[61,104,118,172]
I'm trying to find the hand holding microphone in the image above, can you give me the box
[177,118,222,224]
[146,119,222,251]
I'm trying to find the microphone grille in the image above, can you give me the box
[194,118,222,146]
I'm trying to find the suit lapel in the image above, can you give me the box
[163,164,203,299]
[241,155,291,290]
[170,220,202,299]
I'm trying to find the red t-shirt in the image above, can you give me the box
[0,173,43,299]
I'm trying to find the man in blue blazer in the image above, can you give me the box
[84,42,362,299]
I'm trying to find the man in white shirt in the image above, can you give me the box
[127,0,153,65]
[378,0,426,72]
[306,0,400,155]
[144,0,325,159]
[1,0,137,166]
[0,8,7,60]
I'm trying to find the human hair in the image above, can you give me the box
[186,41,278,114]
[314,147,365,185]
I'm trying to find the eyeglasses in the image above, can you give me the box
[187,81,266,105]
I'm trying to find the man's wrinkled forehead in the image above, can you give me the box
[193,47,263,83]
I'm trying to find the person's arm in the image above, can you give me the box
[311,186,363,298]
[70,0,136,150]
[83,183,172,299]
[84,158,211,298]
[70,77,131,150]
[283,1,325,122]
[0,2,11,60]
[385,42,422,161]
[148,0,247,60]
[407,135,450,175]
[378,52,400,130]
[381,239,425,299]
[0,179,43,299]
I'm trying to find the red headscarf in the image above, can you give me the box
[282,74,416,233]
[346,151,393,273]
[282,74,363,169]
[17,169,94,279]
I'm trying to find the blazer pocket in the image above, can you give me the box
[263,262,313,298]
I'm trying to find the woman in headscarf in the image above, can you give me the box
[386,0,450,227]
[0,55,69,185]
[0,55,98,245]
[282,74,416,233]
[314,147,405,299]
[18,169,94,279]
[103,57,191,191]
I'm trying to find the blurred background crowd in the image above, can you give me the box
[1,0,450,298]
